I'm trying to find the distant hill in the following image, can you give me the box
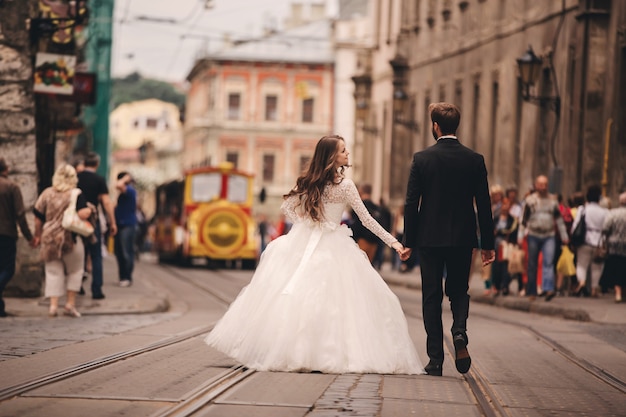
[111,72,186,112]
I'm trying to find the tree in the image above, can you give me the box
[111,72,186,111]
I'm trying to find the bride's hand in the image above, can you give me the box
[391,242,404,254]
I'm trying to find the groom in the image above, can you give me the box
[401,102,495,376]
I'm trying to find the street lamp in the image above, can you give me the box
[516,45,562,192]
[390,55,418,132]
[352,74,378,134]
[516,46,560,113]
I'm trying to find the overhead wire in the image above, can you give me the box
[164,1,207,78]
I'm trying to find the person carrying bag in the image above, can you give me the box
[62,189,94,238]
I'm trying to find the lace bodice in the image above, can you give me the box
[281,178,397,247]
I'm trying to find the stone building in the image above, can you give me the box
[0,0,43,296]
[353,0,626,206]
[184,15,334,218]
[1,0,91,296]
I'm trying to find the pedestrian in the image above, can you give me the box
[349,183,382,263]
[491,198,518,295]
[483,184,504,295]
[371,198,392,270]
[600,191,626,303]
[256,214,275,254]
[505,186,524,293]
[33,164,93,317]
[77,152,117,299]
[517,175,570,301]
[114,172,137,287]
[206,134,423,374]
[401,102,495,377]
[555,194,576,295]
[571,184,609,297]
[0,157,36,317]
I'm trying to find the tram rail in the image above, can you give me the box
[0,265,237,404]
[1,267,623,417]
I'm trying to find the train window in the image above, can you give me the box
[227,175,248,203]
[191,173,221,202]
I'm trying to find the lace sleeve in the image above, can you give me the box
[280,195,300,223]
[344,180,398,247]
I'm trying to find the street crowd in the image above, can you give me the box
[469,176,625,304]
[0,153,142,318]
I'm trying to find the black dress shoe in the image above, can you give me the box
[92,293,106,300]
[453,334,471,374]
[424,361,443,376]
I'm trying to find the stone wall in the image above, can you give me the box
[0,0,45,297]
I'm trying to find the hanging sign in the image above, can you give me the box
[33,52,76,95]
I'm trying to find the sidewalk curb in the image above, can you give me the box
[381,272,592,323]
[469,292,591,322]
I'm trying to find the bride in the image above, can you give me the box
[205,135,424,374]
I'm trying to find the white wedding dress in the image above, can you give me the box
[205,178,424,374]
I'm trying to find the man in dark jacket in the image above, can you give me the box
[401,102,495,376]
[0,157,35,317]
[77,152,117,299]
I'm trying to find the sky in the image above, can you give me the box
[112,0,335,83]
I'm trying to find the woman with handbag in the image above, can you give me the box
[600,192,626,303]
[491,198,518,295]
[570,185,609,297]
[32,164,93,317]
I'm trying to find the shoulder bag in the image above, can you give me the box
[592,235,608,263]
[570,207,586,248]
[62,189,95,237]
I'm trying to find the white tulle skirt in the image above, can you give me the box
[205,222,424,374]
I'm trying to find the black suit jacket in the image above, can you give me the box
[403,138,494,250]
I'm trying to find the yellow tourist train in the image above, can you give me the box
[153,162,258,268]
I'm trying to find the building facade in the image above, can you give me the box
[109,99,184,217]
[184,18,334,218]
[353,0,626,207]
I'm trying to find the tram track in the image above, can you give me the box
[473,311,626,395]
[3,266,623,416]
[0,324,212,402]
[0,264,247,409]
[402,307,507,417]
[404,302,626,417]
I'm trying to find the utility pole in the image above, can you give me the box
[83,0,114,177]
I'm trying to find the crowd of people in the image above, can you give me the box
[0,152,145,318]
[481,175,626,303]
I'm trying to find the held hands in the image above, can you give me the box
[481,249,496,266]
[391,241,412,262]
[391,242,409,259]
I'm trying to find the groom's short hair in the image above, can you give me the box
[429,102,460,135]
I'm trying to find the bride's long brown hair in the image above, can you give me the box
[284,135,347,222]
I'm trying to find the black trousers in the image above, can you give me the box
[417,246,473,364]
[0,235,17,315]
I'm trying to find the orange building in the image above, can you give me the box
[183,18,334,218]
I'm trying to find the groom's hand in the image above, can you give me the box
[400,247,412,261]
[481,249,496,266]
